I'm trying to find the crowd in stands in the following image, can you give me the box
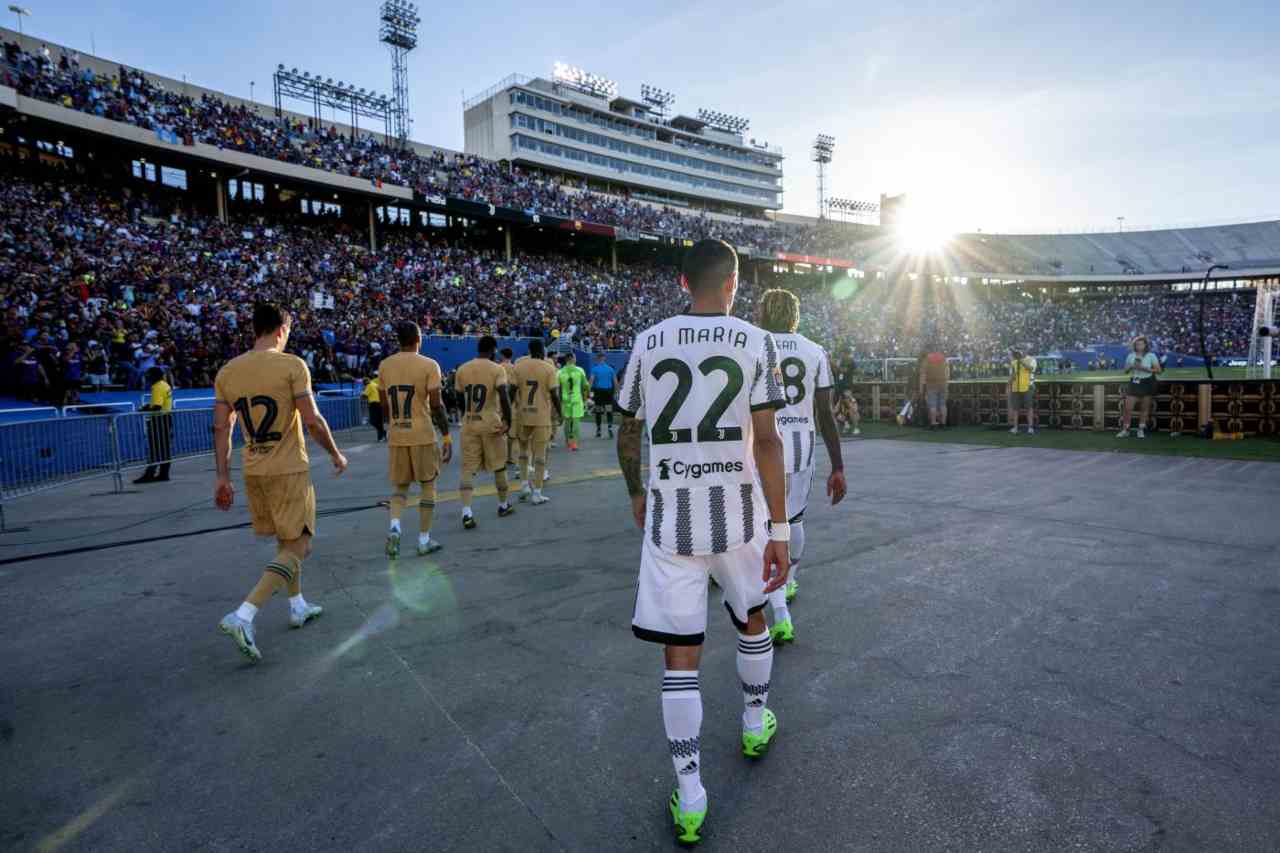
[799,279,1255,377]
[1,39,812,255]
[8,38,1278,279]
[0,38,1265,403]
[0,169,724,404]
[2,163,1262,408]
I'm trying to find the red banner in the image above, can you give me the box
[773,252,857,269]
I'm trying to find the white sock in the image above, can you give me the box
[499,501,510,510]
[289,594,307,613]
[662,670,705,811]
[462,507,473,519]
[418,532,431,547]
[389,518,401,533]
[737,631,773,733]
[768,589,790,623]
[235,601,258,622]
[791,521,806,565]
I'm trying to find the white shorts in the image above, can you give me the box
[632,535,769,646]
[785,467,814,522]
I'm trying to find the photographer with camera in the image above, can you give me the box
[1116,335,1160,439]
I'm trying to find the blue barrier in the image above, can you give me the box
[0,397,365,500]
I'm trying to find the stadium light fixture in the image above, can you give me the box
[552,62,619,99]
[640,83,676,118]
[697,108,750,134]
[8,4,30,37]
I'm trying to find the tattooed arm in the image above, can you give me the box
[617,415,646,529]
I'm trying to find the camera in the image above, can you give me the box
[1257,326,1280,337]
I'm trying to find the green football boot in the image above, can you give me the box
[742,708,778,759]
[669,789,707,846]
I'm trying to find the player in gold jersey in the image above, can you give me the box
[379,322,452,558]
[454,336,514,529]
[511,337,561,505]
[212,303,348,663]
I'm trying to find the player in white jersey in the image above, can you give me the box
[756,289,848,644]
[615,239,790,846]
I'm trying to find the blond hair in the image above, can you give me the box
[757,288,800,334]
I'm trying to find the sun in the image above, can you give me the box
[896,208,954,254]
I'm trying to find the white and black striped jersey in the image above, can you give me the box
[773,332,833,473]
[617,312,785,557]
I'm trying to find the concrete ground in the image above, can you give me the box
[1,427,1279,852]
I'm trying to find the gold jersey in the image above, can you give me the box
[454,357,507,434]
[512,356,560,427]
[378,351,443,447]
[215,349,311,477]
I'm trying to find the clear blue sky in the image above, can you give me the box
[15,0,1280,232]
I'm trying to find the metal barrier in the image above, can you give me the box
[0,406,61,422]
[63,401,136,417]
[0,414,120,499]
[136,395,217,410]
[0,397,365,505]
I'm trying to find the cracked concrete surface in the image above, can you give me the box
[1,432,1278,851]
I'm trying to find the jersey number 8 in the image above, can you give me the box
[780,357,806,406]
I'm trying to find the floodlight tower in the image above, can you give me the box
[379,0,419,145]
[812,134,835,218]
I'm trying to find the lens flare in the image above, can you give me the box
[831,278,858,300]
[388,558,456,615]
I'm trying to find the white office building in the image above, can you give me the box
[464,72,783,215]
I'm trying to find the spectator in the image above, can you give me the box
[1007,349,1037,436]
[1117,335,1160,439]
[919,348,949,429]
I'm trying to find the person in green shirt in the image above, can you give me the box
[557,353,588,451]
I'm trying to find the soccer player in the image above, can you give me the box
[212,303,348,663]
[379,322,452,557]
[512,338,561,505]
[755,289,848,644]
[455,336,515,528]
[616,239,790,846]
[557,352,587,451]
[589,351,618,439]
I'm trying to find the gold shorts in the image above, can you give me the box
[516,424,551,458]
[244,472,316,541]
[462,429,507,474]
[389,443,440,485]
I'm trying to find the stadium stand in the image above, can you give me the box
[0,32,1273,409]
[11,35,1275,278]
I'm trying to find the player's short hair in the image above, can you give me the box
[396,321,421,348]
[565,352,576,363]
[528,338,545,358]
[253,302,289,338]
[758,288,800,334]
[682,239,738,294]
[500,347,513,360]
[478,335,497,356]
[145,366,165,384]
[594,351,605,360]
